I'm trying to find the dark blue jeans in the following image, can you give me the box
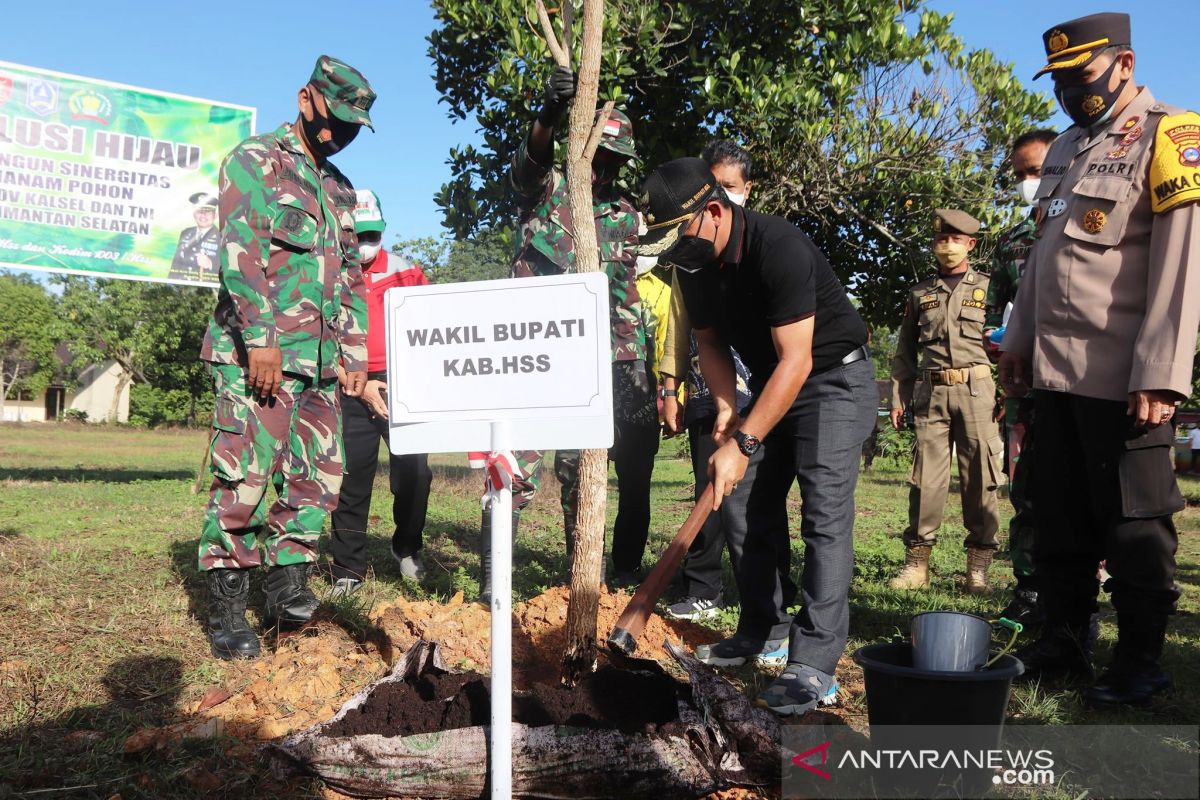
[732,358,877,674]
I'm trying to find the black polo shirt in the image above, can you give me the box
[677,205,867,395]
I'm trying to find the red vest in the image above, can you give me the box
[364,250,430,373]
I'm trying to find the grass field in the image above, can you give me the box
[1,423,1198,798]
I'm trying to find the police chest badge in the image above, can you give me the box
[1120,126,1143,146]
[919,293,939,311]
[972,288,986,302]
[1083,209,1107,233]
[1106,147,1129,160]
[1047,198,1067,218]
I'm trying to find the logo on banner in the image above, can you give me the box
[0,75,12,106]
[68,89,112,125]
[25,78,60,116]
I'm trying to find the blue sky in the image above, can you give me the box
[2,0,1196,274]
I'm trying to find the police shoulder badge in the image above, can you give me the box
[1150,111,1200,214]
[1082,209,1107,233]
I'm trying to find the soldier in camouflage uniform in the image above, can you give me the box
[479,65,656,601]
[984,128,1057,626]
[197,55,375,659]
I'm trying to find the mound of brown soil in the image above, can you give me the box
[372,585,722,686]
[325,663,684,739]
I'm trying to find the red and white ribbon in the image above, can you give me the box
[468,450,519,504]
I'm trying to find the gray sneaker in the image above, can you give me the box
[695,633,788,667]
[757,664,839,716]
[330,577,362,598]
[665,594,723,621]
[395,553,427,582]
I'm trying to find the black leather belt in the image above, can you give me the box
[841,344,870,366]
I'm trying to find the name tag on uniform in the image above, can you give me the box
[919,293,938,311]
[962,298,986,310]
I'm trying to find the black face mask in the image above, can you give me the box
[301,94,360,158]
[1055,55,1128,128]
[664,211,722,273]
[664,233,718,274]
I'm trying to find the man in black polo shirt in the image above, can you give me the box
[639,157,877,715]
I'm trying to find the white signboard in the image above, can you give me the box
[385,272,613,455]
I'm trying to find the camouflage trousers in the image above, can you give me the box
[1005,395,1036,580]
[197,363,343,571]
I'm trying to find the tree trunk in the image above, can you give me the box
[109,369,131,423]
[559,0,609,686]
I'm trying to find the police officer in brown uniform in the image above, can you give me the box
[890,209,1002,593]
[999,13,1200,706]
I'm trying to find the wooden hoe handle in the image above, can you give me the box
[607,484,716,655]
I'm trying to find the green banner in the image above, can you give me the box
[0,60,254,288]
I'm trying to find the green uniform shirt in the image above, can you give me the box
[985,213,1037,334]
[200,123,368,379]
[509,138,646,362]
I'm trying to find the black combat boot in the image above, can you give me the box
[999,576,1044,629]
[1015,586,1096,681]
[478,508,493,606]
[1013,624,1094,681]
[207,569,261,660]
[262,563,320,628]
[1086,605,1171,706]
[477,506,518,607]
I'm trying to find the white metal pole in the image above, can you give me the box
[489,421,513,800]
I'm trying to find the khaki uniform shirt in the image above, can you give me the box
[1003,88,1200,402]
[891,267,991,409]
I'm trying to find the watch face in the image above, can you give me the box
[735,431,760,455]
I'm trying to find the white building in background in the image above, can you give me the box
[1,360,130,423]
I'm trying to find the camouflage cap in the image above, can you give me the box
[353,189,386,234]
[309,55,376,130]
[596,108,637,159]
[933,208,980,236]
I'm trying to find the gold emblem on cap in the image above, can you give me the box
[1048,30,1069,54]
[972,288,985,301]
[933,216,942,232]
[1083,209,1107,233]
[1082,95,1106,117]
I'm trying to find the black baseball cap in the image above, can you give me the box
[638,157,718,256]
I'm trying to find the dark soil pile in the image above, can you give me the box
[324,666,684,738]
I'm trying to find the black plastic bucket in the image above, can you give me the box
[853,641,1023,726]
[851,642,1025,796]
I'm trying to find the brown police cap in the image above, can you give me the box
[933,208,980,236]
[1034,12,1131,79]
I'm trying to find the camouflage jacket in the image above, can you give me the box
[509,137,646,362]
[200,124,367,380]
[984,212,1037,333]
